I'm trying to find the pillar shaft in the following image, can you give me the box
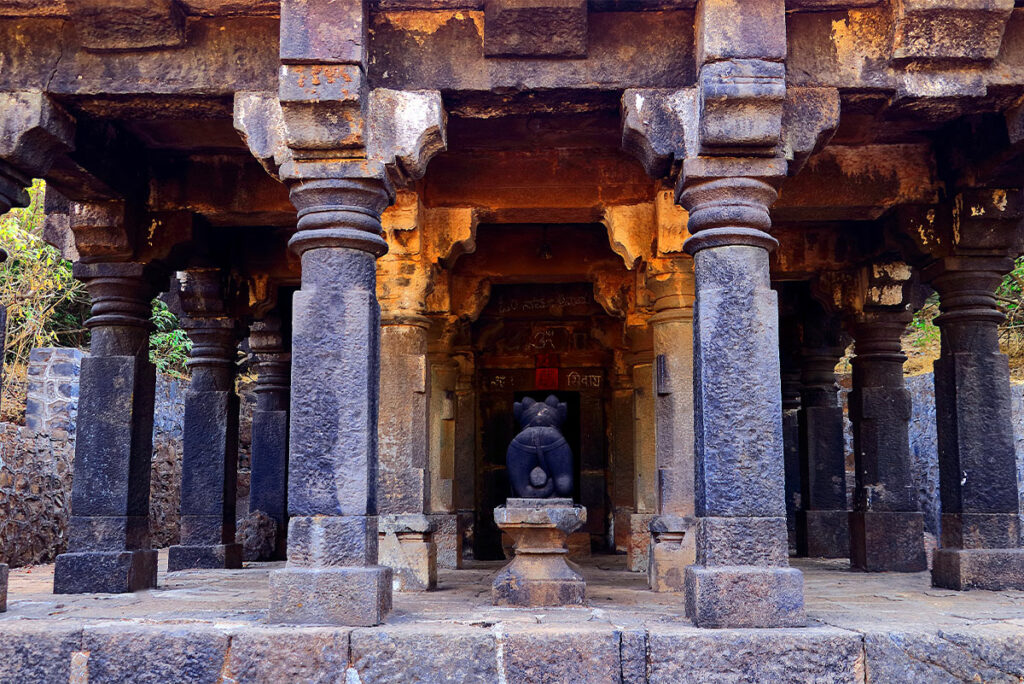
[647,264,697,592]
[169,269,242,571]
[680,171,805,628]
[796,312,849,558]
[248,314,291,561]
[268,171,394,626]
[779,317,803,555]
[54,261,159,594]
[848,311,927,572]
[377,315,437,590]
[929,258,1024,590]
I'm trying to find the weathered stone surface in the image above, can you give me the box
[502,626,621,683]
[933,548,1024,591]
[0,622,81,684]
[81,624,229,683]
[864,626,1024,682]
[628,512,656,573]
[287,515,378,567]
[224,627,351,683]
[351,625,498,683]
[378,513,436,591]
[850,511,927,573]
[483,0,588,58]
[269,566,393,626]
[237,509,277,562]
[684,565,806,629]
[0,563,6,611]
[67,0,186,51]
[648,626,864,683]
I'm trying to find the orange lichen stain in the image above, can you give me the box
[994,189,1008,211]
[380,10,482,45]
[294,65,307,88]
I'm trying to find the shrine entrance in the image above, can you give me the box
[471,282,620,559]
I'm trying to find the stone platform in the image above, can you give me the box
[1,553,1023,682]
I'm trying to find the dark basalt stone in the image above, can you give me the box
[507,395,573,499]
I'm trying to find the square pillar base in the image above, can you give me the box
[428,514,461,569]
[628,513,656,573]
[0,563,7,612]
[167,543,243,571]
[378,514,437,592]
[53,550,158,594]
[850,511,927,572]
[684,565,806,628]
[796,509,850,559]
[932,548,1024,591]
[648,515,697,593]
[269,566,392,626]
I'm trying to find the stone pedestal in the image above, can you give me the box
[648,515,696,593]
[492,498,586,607]
[680,166,806,629]
[379,514,436,591]
[848,311,927,572]
[54,261,159,594]
[168,269,242,572]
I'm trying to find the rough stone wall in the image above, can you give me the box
[150,374,186,548]
[24,348,83,437]
[0,423,74,567]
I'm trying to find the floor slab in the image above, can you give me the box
[1,554,1022,682]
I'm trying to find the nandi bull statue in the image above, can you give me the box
[493,394,586,607]
[507,395,573,499]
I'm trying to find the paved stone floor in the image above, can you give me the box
[1,553,1023,682]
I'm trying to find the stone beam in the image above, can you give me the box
[66,0,187,51]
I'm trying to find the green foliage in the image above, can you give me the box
[150,298,192,378]
[0,180,90,363]
[907,291,940,348]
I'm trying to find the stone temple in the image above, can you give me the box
[2,0,1024,680]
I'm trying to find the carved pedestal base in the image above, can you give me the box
[648,515,697,593]
[167,543,243,571]
[379,514,437,592]
[492,499,586,607]
[933,548,1024,590]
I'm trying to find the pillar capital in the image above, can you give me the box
[646,258,695,319]
[679,164,785,255]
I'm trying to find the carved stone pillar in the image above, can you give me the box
[377,313,435,591]
[248,313,291,561]
[428,353,461,569]
[646,260,697,592]
[168,268,242,571]
[848,311,927,572]
[453,349,477,562]
[54,261,159,594]
[796,310,849,559]
[268,166,394,626]
[680,163,805,629]
[628,349,657,573]
[928,256,1024,589]
[778,302,804,556]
